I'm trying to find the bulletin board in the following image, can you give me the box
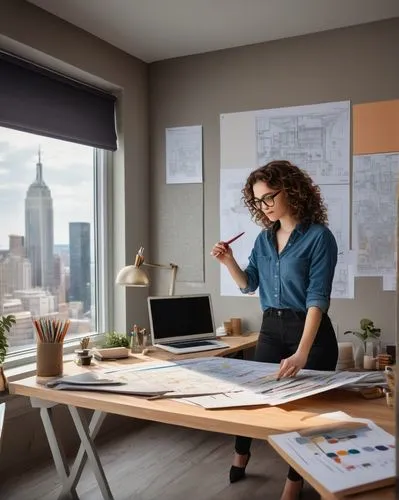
[158,184,204,282]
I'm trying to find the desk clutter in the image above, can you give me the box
[337,341,395,372]
[383,366,395,408]
[222,317,242,336]
[337,342,355,370]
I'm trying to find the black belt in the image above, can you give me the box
[263,308,306,319]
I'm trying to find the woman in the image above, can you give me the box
[211,160,338,500]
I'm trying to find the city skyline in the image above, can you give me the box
[0,126,93,249]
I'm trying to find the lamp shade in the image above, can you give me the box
[115,265,150,287]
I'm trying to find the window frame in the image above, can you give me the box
[3,148,112,370]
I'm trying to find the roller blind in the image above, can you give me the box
[0,52,117,151]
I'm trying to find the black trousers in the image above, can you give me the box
[235,308,338,481]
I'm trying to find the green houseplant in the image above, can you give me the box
[344,318,381,351]
[102,331,130,348]
[0,314,16,393]
[344,318,381,368]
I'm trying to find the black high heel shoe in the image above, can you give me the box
[229,452,251,483]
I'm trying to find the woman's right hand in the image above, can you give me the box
[210,241,234,264]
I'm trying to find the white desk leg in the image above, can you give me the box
[58,409,106,499]
[68,405,114,500]
[38,405,79,500]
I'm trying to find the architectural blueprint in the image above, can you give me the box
[255,101,350,184]
[220,168,260,297]
[352,153,399,281]
[165,125,203,184]
[105,357,368,409]
[319,184,353,298]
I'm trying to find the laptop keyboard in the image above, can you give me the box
[166,340,215,348]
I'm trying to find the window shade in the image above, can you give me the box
[0,52,117,151]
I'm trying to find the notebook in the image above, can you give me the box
[147,294,228,354]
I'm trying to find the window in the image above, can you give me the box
[0,126,108,357]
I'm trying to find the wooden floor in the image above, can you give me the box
[0,421,320,500]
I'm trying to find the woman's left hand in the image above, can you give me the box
[277,350,308,379]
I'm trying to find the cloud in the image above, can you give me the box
[0,126,95,248]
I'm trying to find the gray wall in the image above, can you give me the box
[149,18,399,345]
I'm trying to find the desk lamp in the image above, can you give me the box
[115,246,178,296]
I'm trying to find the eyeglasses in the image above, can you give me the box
[249,190,281,210]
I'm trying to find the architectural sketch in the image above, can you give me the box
[320,184,350,256]
[220,169,260,297]
[255,101,350,184]
[331,263,355,299]
[353,154,399,279]
[166,125,203,184]
[319,184,353,298]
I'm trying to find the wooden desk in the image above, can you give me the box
[9,336,395,500]
[127,331,258,362]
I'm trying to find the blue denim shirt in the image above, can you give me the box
[240,223,337,313]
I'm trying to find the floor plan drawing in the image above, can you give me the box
[353,153,399,278]
[255,101,350,185]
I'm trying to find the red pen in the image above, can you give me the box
[224,231,245,246]
[214,231,245,256]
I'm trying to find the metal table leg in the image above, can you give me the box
[58,409,107,499]
[67,406,113,500]
[31,398,113,500]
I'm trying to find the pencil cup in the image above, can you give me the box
[36,342,63,378]
[231,318,242,336]
[223,321,232,336]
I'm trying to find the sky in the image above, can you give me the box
[0,126,94,249]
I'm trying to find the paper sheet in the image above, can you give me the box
[269,412,395,495]
[352,153,399,277]
[110,357,369,409]
[219,168,260,297]
[255,101,350,184]
[166,125,203,184]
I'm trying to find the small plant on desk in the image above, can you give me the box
[103,331,130,348]
[344,318,381,353]
[0,314,16,393]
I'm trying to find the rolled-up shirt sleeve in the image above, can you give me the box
[306,229,337,312]
[240,246,259,294]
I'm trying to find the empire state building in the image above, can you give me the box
[25,150,54,289]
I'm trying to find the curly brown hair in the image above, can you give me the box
[241,160,328,228]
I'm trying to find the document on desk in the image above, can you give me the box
[102,357,369,409]
[46,372,171,397]
[268,412,396,496]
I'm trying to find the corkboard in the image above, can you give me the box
[353,100,399,155]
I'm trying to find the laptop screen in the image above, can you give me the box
[148,294,215,344]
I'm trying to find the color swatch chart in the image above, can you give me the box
[269,420,395,494]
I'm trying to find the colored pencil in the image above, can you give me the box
[32,318,70,343]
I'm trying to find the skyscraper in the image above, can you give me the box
[25,149,54,289]
[69,222,91,314]
[9,235,25,257]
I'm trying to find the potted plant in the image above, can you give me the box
[344,318,381,368]
[102,331,130,348]
[0,314,16,393]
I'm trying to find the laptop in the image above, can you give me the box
[147,294,229,354]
